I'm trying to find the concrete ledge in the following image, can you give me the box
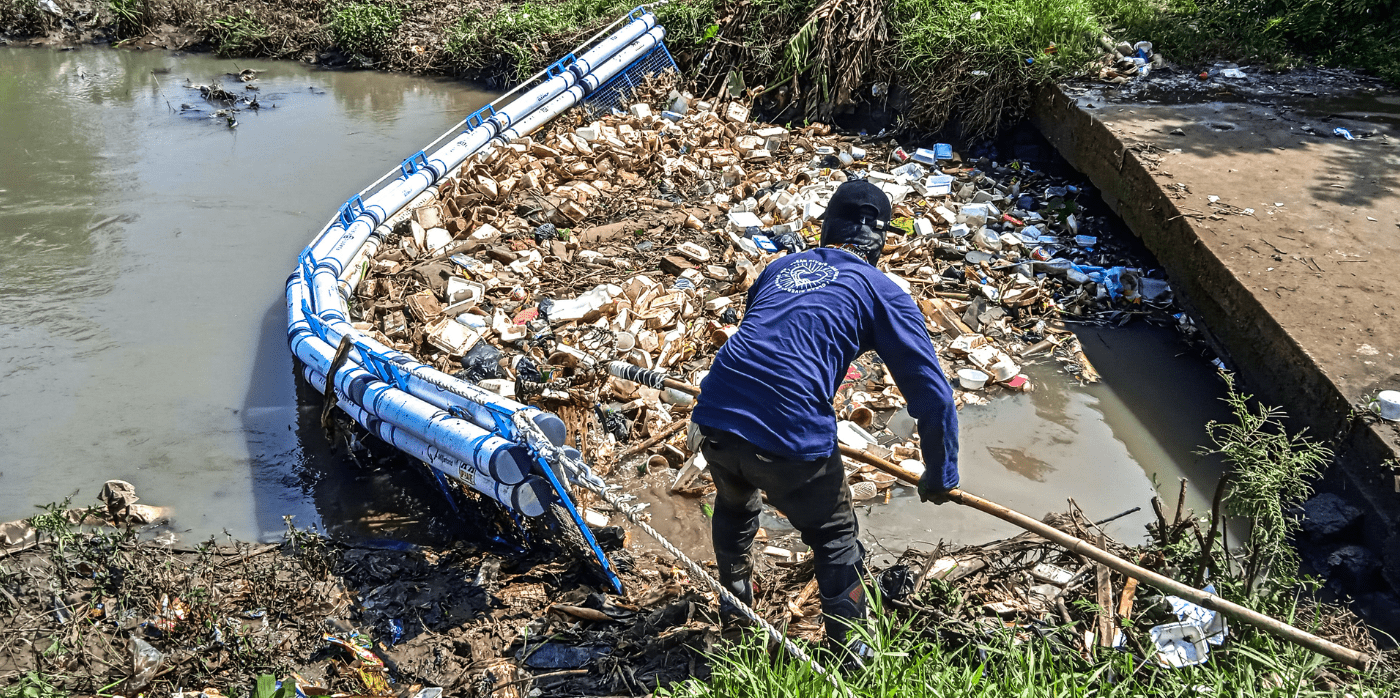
[1030,85,1400,590]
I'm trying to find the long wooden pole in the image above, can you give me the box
[836,445,1371,670]
[649,373,1369,669]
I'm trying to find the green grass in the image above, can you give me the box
[1,672,69,698]
[10,0,1396,130]
[445,0,636,82]
[328,1,403,57]
[108,0,151,39]
[664,617,1396,697]
[885,0,1105,132]
[1096,0,1400,83]
[664,379,1397,697]
[205,10,268,57]
[652,0,721,52]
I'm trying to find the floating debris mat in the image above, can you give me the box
[287,8,674,593]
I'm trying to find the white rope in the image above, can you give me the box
[581,473,854,698]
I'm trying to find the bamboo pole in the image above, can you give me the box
[835,444,1371,670]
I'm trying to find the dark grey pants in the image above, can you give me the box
[699,428,865,607]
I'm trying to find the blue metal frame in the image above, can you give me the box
[473,401,624,594]
[545,53,577,78]
[465,104,496,131]
[534,453,624,594]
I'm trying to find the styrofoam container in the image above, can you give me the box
[925,175,954,196]
[850,481,879,501]
[957,368,989,390]
[837,420,879,448]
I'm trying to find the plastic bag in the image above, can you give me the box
[457,342,504,383]
[532,223,558,244]
[130,637,164,689]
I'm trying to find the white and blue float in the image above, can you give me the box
[286,8,676,593]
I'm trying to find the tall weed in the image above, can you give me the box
[328,1,403,57]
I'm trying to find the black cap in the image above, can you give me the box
[820,179,891,265]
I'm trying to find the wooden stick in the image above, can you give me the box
[1173,477,1189,527]
[1118,578,1140,619]
[1150,496,1170,547]
[788,577,820,617]
[615,418,690,461]
[834,445,1371,669]
[663,377,700,396]
[320,335,355,430]
[1196,472,1233,587]
[1095,531,1115,648]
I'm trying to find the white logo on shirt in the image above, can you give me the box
[775,259,839,293]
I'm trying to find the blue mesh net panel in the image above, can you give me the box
[583,43,679,116]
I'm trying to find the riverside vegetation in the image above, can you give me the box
[2,381,1397,697]
[1,0,1397,136]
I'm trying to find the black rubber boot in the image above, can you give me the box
[718,568,757,640]
[719,573,755,615]
[821,580,874,672]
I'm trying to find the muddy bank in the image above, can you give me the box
[15,0,1393,139]
[4,478,1388,696]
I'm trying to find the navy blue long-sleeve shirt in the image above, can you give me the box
[692,247,960,490]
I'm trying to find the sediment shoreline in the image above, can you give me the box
[7,0,1396,139]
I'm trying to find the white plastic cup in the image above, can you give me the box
[615,331,636,352]
[1375,390,1400,421]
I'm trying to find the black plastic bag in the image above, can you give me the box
[456,342,503,383]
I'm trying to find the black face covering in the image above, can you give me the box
[819,179,892,265]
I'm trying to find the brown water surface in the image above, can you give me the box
[0,46,494,541]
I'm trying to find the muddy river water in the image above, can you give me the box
[1,47,1230,556]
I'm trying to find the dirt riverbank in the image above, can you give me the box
[4,480,1388,696]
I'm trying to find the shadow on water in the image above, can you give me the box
[239,277,475,546]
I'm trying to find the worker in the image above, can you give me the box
[692,178,960,666]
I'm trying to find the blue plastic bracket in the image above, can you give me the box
[399,151,430,178]
[545,53,576,78]
[628,6,650,21]
[534,453,623,594]
[353,340,412,392]
[301,300,331,342]
[337,195,366,228]
[465,104,496,131]
[429,468,462,515]
[298,250,316,288]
